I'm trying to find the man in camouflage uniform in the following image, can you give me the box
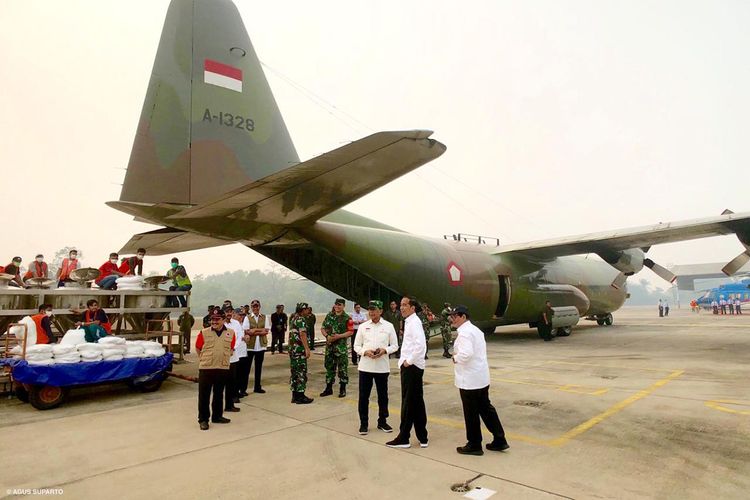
[288,302,313,404]
[418,304,431,360]
[440,302,454,358]
[305,305,317,350]
[320,298,354,398]
[382,300,402,356]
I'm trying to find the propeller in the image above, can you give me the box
[643,258,677,284]
[610,271,627,290]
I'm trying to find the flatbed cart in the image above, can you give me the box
[0,353,173,410]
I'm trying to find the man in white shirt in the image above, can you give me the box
[245,299,269,394]
[350,303,367,366]
[450,305,508,455]
[224,308,245,413]
[354,300,399,435]
[386,296,428,449]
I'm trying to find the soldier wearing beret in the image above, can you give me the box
[289,303,314,404]
[320,298,354,398]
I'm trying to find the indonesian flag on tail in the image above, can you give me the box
[204,59,243,92]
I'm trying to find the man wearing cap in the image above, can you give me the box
[166,257,192,307]
[289,303,314,404]
[386,296,429,449]
[245,300,269,394]
[195,310,236,430]
[4,257,25,288]
[320,298,354,398]
[450,305,509,455]
[270,304,287,354]
[354,300,399,435]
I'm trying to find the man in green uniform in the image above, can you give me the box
[178,309,195,354]
[440,302,454,358]
[320,298,354,398]
[418,304,431,359]
[289,303,314,404]
[305,305,317,350]
[382,300,402,356]
[166,257,192,307]
[539,300,554,341]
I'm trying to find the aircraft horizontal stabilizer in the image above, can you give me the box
[166,130,446,225]
[119,227,232,256]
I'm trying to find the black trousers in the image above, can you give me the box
[271,331,284,353]
[224,362,239,409]
[247,350,265,391]
[198,369,227,422]
[459,386,506,446]
[236,356,250,394]
[358,371,389,425]
[397,365,428,442]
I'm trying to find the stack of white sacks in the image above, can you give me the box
[115,276,143,290]
[11,344,55,366]
[10,329,166,364]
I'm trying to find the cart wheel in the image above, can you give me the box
[15,385,29,403]
[28,385,68,410]
[139,378,163,393]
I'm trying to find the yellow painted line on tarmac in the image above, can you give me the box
[545,360,679,373]
[704,400,750,416]
[546,370,684,447]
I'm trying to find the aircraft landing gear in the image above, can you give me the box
[595,313,613,326]
[556,326,572,337]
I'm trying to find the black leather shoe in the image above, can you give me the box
[233,397,240,404]
[238,391,249,397]
[199,421,209,431]
[254,388,266,394]
[456,444,484,456]
[338,384,347,398]
[224,407,240,412]
[320,384,333,397]
[212,417,231,424]
[486,440,510,452]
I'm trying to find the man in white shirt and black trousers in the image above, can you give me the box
[354,299,399,435]
[450,305,509,455]
[386,296,429,449]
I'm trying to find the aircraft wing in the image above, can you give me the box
[119,228,232,256]
[166,130,446,224]
[496,212,750,261]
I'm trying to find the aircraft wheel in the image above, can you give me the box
[603,313,613,326]
[596,319,605,326]
[556,326,572,337]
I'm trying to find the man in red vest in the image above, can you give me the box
[30,304,55,344]
[23,254,49,282]
[119,248,146,276]
[56,249,80,287]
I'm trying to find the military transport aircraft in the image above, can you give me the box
[109,0,750,338]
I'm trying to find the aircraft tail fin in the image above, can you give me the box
[119,0,299,206]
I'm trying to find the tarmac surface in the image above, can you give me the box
[1,306,749,499]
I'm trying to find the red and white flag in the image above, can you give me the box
[204,59,243,92]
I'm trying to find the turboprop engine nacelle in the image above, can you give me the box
[598,248,645,275]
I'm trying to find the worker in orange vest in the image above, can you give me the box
[56,249,80,287]
[30,304,56,344]
[23,254,49,282]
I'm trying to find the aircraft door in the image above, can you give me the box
[496,275,511,317]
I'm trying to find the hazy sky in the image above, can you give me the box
[1,0,748,287]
